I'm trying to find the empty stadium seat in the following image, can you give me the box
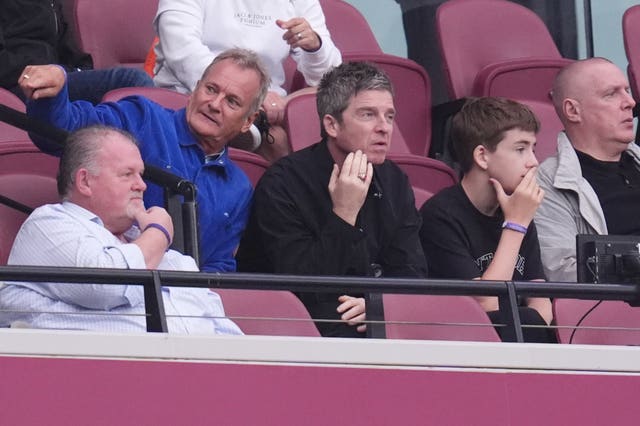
[72,0,159,69]
[436,0,571,101]
[384,294,500,342]
[553,299,640,345]
[0,140,59,264]
[102,87,189,110]
[214,289,321,337]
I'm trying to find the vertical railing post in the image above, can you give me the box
[144,270,168,332]
[497,281,523,342]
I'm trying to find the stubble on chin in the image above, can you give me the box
[126,198,146,222]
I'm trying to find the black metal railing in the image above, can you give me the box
[0,265,638,342]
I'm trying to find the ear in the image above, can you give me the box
[472,144,489,171]
[322,114,339,138]
[75,168,93,197]
[240,110,259,133]
[563,98,581,123]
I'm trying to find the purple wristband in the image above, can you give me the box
[144,223,172,246]
[502,221,528,234]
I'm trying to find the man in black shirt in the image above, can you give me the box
[535,58,640,282]
[420,97,554,342]
[237,62,427,337]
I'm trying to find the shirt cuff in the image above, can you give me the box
[112,243,147,269]
[327,212,367,243]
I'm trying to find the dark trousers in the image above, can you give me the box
[488,307,558,343]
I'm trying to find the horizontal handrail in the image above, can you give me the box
[0,265,635,300]
[0,265,638,338]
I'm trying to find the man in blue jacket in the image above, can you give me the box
[18,48,270,272]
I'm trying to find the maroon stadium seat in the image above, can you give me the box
[73,0,158,69]
[517,99,564,163]
[0,140,59,264]
[0,88,29,144]
[227,148,270,188]
[384,294,500,342]
[554,299,640,345]
[214,289,321,337]
[387,153,457,208]
[319,0,382,54]
[436,0,571,101]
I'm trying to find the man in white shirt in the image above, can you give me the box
[0,125,242,334]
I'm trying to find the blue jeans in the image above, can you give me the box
[67,67,153,104]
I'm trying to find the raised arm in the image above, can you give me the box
[249,151,372,275]
[477,168,544,310]
[284,0,342,87]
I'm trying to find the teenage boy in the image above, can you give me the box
[420,97,555,343]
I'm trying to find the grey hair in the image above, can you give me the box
[57,125,139,198]
[316,61,394,138]
[201,48,271,116]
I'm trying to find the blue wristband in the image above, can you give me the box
[502,221,528,234]
[144,223,172,247]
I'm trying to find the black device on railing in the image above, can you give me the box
[577,234,640,284]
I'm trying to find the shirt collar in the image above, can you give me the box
[177,109,231,173]
[62,200,103,225]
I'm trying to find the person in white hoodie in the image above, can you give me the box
[153,0,342,162]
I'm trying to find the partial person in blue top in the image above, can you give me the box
[17,48,271,272]
[0,126,242,334]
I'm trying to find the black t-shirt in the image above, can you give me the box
[419,184,546,281]
[576,149,640,235]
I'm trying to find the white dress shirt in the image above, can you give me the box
[0,202,242,335]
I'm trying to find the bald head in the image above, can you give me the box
[551,58,616,115]
[550,57,635,160]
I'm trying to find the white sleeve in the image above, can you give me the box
[154,0,215,92]
[534,168,580,283]
[291,0,342,86]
